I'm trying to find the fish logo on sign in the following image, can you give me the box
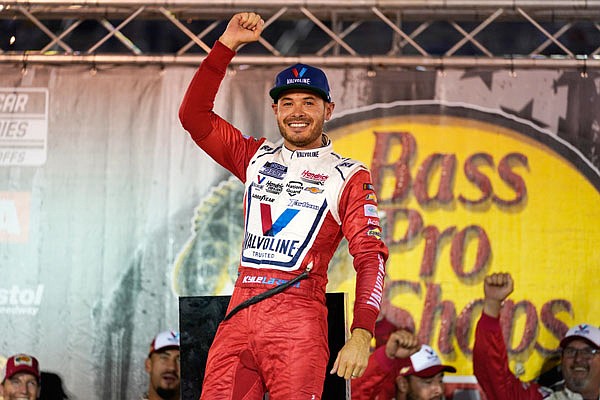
[260,203,300,236]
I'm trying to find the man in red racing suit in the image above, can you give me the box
[178,12,389,400]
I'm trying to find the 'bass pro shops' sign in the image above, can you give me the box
[327,101,600,380]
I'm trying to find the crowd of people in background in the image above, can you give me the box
[0,330,181,400]
[2,272,597,399]
[349,272,599,400]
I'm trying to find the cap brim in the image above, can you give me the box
[410,365,457,378]
[560,335,599,349]
[149,345,180,357]
[269,85,330,102]
[6,367,40,381]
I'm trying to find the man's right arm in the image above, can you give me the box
[179,12,264,137]
[178,13,265,182]
[473,273,544,400]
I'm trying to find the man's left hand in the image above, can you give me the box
[330,328,372,379]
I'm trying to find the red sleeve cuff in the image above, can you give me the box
[351,305,378,336]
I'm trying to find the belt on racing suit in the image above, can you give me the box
[223,263,313,321]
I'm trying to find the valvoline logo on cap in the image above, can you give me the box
[575,324,590,334]
[149,330,180,356]
[560,323,600,348]
[398,345,456,378]
[269,63,331,103]
[292,67,307,78]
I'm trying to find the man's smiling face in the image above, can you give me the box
[272,90,334,151]
[561,338,600,398]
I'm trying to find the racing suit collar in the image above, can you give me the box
[281,134,332,162]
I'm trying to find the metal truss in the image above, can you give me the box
[1,1,600,70]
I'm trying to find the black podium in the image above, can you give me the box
[179,292,349,400]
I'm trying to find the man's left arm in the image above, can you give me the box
[331,169,389,379]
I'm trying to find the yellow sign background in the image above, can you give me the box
[328,114,600,379]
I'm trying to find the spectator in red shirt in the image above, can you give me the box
[352,330,456,400]
[474,272,600,400]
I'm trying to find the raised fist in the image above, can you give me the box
[385,330,420,360]
[484,272,514,303]
[219,12,265,51]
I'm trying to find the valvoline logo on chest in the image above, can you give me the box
[242,181,329,270]
[259,203,300,236]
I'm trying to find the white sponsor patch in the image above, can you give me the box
[364,204,379,217]
[367,218,380,226]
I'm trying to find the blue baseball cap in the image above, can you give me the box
[269,63,331,103]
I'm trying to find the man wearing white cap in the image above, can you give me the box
[474,272,600,400]
[352,329,456,399]
[142,330,180,400]
[0,353,41,400]
[394,344,457,399]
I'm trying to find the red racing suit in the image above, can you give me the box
[473,312,568,400]
[179,40,389,400]
[351,346,401,400]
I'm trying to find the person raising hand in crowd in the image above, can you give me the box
[352,329,456,400]
[474,272,600,400]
